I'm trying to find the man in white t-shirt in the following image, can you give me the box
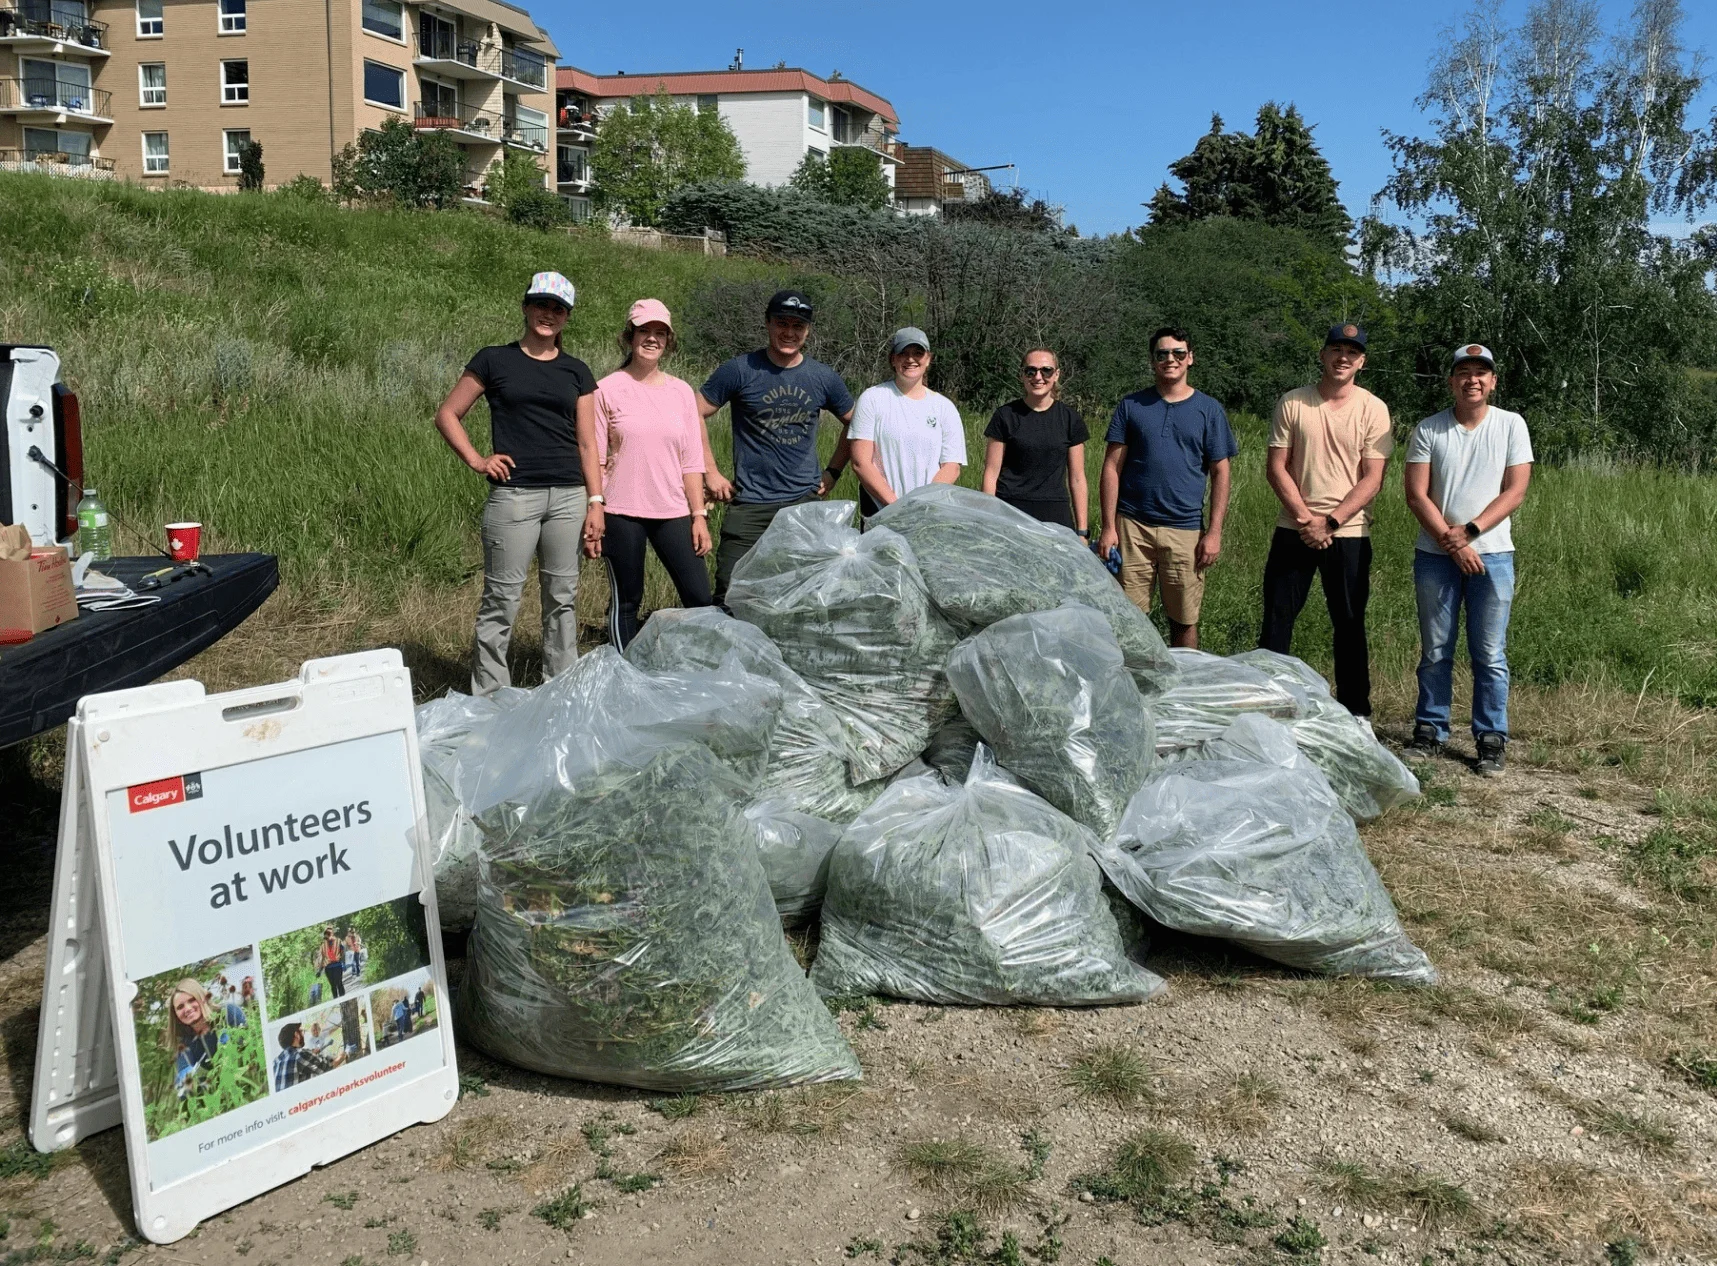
[1403,343,1534,776]
[848,327,966,518]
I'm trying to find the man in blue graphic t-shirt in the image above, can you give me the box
[698,291,856,604]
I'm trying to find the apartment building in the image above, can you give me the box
[893,143,991,216]
[0,0,557,192]
[557,64,899,212]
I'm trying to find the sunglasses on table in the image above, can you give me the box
[1021,366,1057,378]
[1151,348,1190,362]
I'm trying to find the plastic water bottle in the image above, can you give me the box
[76,488,113,560]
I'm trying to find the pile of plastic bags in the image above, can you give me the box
[1152,648,1304,759]
[727,502,958,783]
[458,649,861,1092]
[813,747,1164,1006]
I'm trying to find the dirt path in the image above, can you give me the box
[1,694,1712,1266]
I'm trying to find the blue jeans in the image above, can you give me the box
[1413,549,1516,741]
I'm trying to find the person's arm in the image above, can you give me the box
[1325,455,1387,531]
[981,438,1006,495]
[695,392,734,503]
[1265,444,1316,537]
[580,392,605,558]
[1472,463,1532,534]
[819,406,856,496]
[1404,460,1486,575]
[1066,443,1089,534]
[435,371,512,480]
[931,462,962,485]
[930,400,964,487]
[1097,442,1125,556]
[849,438,895,506]
[683,472,712,556]
[1196,457,1230,570]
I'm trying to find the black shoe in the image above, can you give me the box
[1475,732,1506,777]
[1409,723,1444,754]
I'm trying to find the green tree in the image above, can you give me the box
[591,90,746,226]
[1365,0,1717,461]
[332,116,464,209]
[485,147,547,208]
[1147,103,1352,251]
[789,146,893,210]
[237,138,265,192]
[942,186,1069,234]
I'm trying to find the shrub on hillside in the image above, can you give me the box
[506,188,569,231]
[237,139,264,192]
[332,117,464,209]
[275,173,332,203]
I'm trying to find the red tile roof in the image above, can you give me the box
[556,65,898,125]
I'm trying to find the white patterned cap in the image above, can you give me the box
[524,271,576,310]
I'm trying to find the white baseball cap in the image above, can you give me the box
[1450,342,1495,371]
[524,270,576,310]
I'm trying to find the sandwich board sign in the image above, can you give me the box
[30,650,458,1244]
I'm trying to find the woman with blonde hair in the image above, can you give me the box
[162,979,227,1094]
[581,299,713,649]
[981,348,1089,532]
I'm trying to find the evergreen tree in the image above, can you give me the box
[789,146,893,210]
[592,90,747,226]
[1146,105,1352,251]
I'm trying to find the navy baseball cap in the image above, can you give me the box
[765,290,815,322]
[1324,322,1368,351]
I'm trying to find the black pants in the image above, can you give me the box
[604,512,713,649]
[1259,527,1374,716]
[713,495,816,606]
[1000,495,1076,530]
[323,962,345,999]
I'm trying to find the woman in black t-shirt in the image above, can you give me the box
[980,349,1090,532]
[434,271,599,694]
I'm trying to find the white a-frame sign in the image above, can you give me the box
[30,650,458,1243]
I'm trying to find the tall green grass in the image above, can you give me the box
[3,174,1713,704]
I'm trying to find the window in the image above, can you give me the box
[142,131,169,174]
[24,126,90,159]
[361,0,403,41]
[220,59,248,104]
[807,98,825,131]
[696,94,718,114]
[420,78,457,121]
[136,0,162,37]
[362,60,404,110]
[218,0,245,33]
[223,128,250,174]
[139,62,165,107]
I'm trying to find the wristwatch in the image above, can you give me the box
[692,508,709,518]
[1464,521,1481,540]
[1325,514,1341,533]
[588,494,606,506]
[824,466,842,484]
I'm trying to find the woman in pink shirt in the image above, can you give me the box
[580,299,713,648]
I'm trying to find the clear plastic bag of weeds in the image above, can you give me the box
[869,484,1179,696]
[727,501,959,783]
[811,746,1165,1006]
[416,688,529,931]
[625,606,883,822]
[742,799,844,927]
[946,605,1154,837]
[1096,715,1436,984]
[1230,649,1420,821]
[1152,648,1306,760]
[460,649,861,1091]
[924,711,982,783]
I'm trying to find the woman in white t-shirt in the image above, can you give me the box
[848,327,966,518]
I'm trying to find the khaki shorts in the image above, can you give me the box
[1116,518,1204,626]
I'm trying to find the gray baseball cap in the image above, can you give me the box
[1450,342,1496,371]
[889,327,931,355]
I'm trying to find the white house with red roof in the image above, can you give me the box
[556,63,899,217]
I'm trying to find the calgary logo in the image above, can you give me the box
[127,771,204,813]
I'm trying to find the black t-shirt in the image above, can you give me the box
[983,399,1089,502]
[464,343,597,487]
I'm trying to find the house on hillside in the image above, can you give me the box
[1,0,560,193]
[892,143,991,216]
[556,63,900,217]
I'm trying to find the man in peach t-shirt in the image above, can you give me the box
[1260,323,1393,717]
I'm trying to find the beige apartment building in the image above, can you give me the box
[0,0,556,194]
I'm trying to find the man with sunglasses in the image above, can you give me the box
[1260,323,1393,717]
[1097,327,1236,648]
[698,290,855,604]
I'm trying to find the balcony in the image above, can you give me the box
[414,29,489,79]
[832,130,899,163]
[0,4,108,54]
[557,107,595,140]
[0,78,111,121]
[0,146,114,177]
[496,46,545,90]
[555,156,589,187]
[412,99,502,144]
[502,117,546,150]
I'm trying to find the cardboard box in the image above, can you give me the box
[0,547,78,639]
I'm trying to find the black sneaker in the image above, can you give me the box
[1409,723,1444,754]
[1475,732,1506,777]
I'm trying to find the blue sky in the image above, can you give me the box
[542,0,1717,237]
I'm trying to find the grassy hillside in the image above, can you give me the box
[2,174,1714,706]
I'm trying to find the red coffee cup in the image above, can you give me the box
[166,522,202,561]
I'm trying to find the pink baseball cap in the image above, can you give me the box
[627,298,672,330]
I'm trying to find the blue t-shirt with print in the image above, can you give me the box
[700,351,855,504]
[1105,388,1238,531]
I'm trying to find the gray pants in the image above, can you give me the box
[472,484,586,695]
